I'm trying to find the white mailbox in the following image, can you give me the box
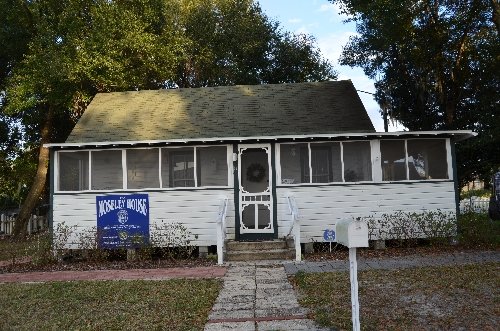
[336,218,369,248]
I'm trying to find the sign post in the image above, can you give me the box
[323,228,336,252]
[336,218,368,331]
[348,247,360,331]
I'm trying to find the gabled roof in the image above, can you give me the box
[65,80,375,144]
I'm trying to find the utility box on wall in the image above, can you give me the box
[336,219,369,248]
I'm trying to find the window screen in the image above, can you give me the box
[380,140,407,181]
[343,141,372,182]
[161,148,194,187]
[59,151,89,191]
[309,143,342,183]
[197,146,228,186]
[407,139,448,180]
[91,150,123,190]
[127,149,160,189]
[280,143,308,184]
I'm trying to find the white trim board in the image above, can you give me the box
[44,130,476,148]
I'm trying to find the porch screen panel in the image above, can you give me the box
[91,150,123,190]
[279,143,308,184]
[343,141,372,182]
[197,146,228,186]
[380,140,407,181]
[59,151,89,191]
[127,149,160,189]
[407,139,448,180]
[161,148,195,187]
[310,143,342,183]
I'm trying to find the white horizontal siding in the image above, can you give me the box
[54,182,457,248]
[276,181,456,243]
[53,189,234,248]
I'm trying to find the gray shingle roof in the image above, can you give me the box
[66,80,375,143]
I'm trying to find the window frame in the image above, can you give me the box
[380,138,451,182]
[277,138,451,186]
[56,150,91,192]
[55,145,233,193]
[277,140,373,185]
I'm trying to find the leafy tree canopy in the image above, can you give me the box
[0,0,335,234]
[331,0,499,186]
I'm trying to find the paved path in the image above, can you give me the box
[0,266,226,283]
[204,261,328,331]
[283,250,500,275]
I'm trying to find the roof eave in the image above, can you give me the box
[44,130,476,149]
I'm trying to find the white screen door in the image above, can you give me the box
[238,144,274,235]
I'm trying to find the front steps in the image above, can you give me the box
[225,239,295,261]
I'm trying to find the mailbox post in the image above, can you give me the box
[336,218,369,331]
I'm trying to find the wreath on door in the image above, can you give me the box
[246,163,266,182]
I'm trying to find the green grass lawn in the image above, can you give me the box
[293,263,499,330]
[0,279,221,331]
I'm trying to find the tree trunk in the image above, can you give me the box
[13,108,53,237]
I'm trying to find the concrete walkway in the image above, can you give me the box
[204,261,328,331]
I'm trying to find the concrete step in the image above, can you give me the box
[226,240,288,251]
[225,248,295,261]
[225,239,295,261]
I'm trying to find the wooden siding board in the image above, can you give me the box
[276,181,456,243]
[54,181,456,247]
[53,189,234,247]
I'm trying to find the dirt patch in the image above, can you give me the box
[294,262,500,330]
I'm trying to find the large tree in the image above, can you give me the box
[331,0,499,186]
[1,0,336,236]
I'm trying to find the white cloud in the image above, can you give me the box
[295,25,310,35]
[318,2,350,22]
[288,18,302,24]
[317,31,358,65]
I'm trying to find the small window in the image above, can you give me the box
[381,140,407,181]
[161,148,194,188]
[197,146,228,186]
[343,141,372,182]
[308,143,342,183]
[91,150,123,190]
[127,149,160,189]
[407,139,448,180]
[59,151,89,191]
[280,143,308,184]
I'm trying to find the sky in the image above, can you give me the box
[257,0,402,132]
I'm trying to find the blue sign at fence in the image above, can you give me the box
[96,194,149,249]
[323,229,336,241]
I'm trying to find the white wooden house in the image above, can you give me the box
[45,81,474,255]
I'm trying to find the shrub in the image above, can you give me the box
[77,227,112,262]
[25,231,54,266]
[457,212,500,247]
[150,220,197,259]
[365,210,456,247]
[24,222,77,266]
[460,188,490,200]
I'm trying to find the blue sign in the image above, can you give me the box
[96,194,149,249]
[323,229,336,241]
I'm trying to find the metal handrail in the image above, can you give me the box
[216,197,229,265]
[286,195,301,261]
